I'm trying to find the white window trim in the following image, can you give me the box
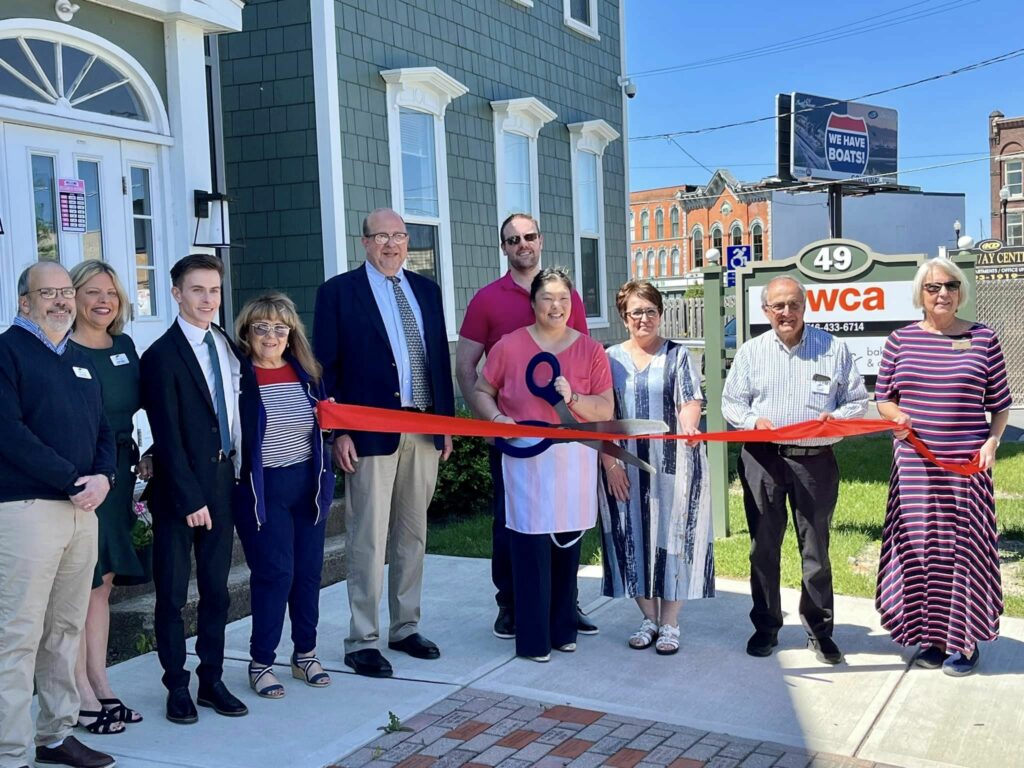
[510,0,534,6]
[491,96,556,277]
[1006,159,1023,198]
[569,118,619,326]
[381,66,468,340]
[563,0,600,40]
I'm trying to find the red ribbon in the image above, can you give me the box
[316,402,985,476]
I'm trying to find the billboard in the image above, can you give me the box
[778,93,898,185]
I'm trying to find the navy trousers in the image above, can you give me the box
[509,529,581,657]
[489,446,514,610]
[235,462,327,665]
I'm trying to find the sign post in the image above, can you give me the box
[701,260,730,538]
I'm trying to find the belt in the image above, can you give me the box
[771,444,832,458]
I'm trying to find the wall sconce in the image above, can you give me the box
[193,189,231,249]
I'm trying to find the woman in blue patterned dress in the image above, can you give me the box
[875,257,1011,677]
[599,281,715,655]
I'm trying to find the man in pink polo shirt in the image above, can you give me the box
[456,212,598,640]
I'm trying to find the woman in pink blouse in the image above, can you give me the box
[475,268,613,662]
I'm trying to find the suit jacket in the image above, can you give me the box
[313,263,455,457]
[140,320,255,518]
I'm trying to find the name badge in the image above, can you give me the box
[72,366,92,379]
[810,373,831,395]
[952,339,971,351]
[110,353,130,366]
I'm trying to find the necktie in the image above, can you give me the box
[387,275,432,410]
[203,330,233,455]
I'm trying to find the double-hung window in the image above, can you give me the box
[1006,160,1022,198]
[381,67,467,337]
[564,0,599,39]
[568,119,619,323]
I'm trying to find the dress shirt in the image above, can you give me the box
[365,261,428,408]
[176,315,242,462]
[12,315,69,355]
[722,324,868,447]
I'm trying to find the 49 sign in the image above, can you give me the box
[796,242,870,281]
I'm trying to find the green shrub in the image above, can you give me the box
[683,285,705,299]
[429,409,492,520]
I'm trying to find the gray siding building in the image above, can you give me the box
[220,0,630,343]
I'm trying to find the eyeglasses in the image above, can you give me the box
[626,308,659,320]
[23,287,76,300]
[502,233,540,246]
[251,322,290,338]
[923,280,960,294]
[764,301,804,314]
[368,232,409,245]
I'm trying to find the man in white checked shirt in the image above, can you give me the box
[722,276,868,665]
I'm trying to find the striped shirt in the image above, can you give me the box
[722,324,868,446]
[255,365,314,468]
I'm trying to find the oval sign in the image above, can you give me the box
[795,241,871,281]
[977,239,1003,252]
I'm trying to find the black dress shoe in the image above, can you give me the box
[493,606,515,639]
[808,636,844,665]
[344,648,394,677]
[165,686,198,725]
[576,604,599,635]
[36,736,115,767]
[746,630,779,657]
[197,680,249,717]
[388,632,441,659]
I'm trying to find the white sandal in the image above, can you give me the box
[655,624,680,655]
[628,618,659,649]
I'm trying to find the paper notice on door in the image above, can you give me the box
[58,178,87,233]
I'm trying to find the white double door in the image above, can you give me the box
[2,122,168,353]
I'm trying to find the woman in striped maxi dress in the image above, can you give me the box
[599,282,715,656]
[875,258,1012,677]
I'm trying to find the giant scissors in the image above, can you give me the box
[495,352,668,474]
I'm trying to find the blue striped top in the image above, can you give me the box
[254,366,314,467]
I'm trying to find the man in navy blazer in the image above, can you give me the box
[314,208,454,678]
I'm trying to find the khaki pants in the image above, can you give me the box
[344,433,439,653]
[0,499,96,768]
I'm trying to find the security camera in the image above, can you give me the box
[624,81,637,99]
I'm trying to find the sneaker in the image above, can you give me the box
[746,629,778,657]
[555,642,576,652]
[942,648,980,677]
[493,606,515,639]
[576,604,599,635]
[522,653,550,663]
[808,636,844,665]
[914,645,948,670]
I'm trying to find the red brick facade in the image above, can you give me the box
[630,171,772,281]
[990,110,1024,245]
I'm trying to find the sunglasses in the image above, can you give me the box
[923,281,960,294]
[251,322,290,338]
[503,232,540,246]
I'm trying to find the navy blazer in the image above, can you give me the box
[313,263,455,457]
[140,321,256,518]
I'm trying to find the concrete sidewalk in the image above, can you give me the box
[87,556,1024,768]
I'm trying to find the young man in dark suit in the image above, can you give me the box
[141,254,254,723]
[314,208,455,678]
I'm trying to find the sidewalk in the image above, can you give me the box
[88,556,1024,768]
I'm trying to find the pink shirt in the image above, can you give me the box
[482,327,612,423]
[459,271,589,354]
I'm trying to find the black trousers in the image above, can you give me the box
[489,446,514,609]
[738,443,839,639]
[152,461,235,691]
[509,529,581,657]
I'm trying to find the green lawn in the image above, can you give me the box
[428,436,1024,617]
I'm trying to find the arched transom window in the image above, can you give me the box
[0,35,148,122]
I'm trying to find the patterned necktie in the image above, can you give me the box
[203,330,233,455]
[387,275,432,409]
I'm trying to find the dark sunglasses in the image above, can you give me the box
[503,232,540,246]
[923,281,960,295]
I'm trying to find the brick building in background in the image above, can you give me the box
[630,170,771,284]
[990,110,1023,245]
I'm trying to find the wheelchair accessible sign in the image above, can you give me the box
[725,245,750,287]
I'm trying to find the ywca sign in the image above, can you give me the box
[734,240,973,383]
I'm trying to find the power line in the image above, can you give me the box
[630,151,992,171]
[630,0,980,78]
[630,48,1024,142]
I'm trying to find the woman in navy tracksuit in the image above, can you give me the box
[234,293,334,699]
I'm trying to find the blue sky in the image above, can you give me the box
[623,0,1022,243]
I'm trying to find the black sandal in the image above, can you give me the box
[77,708,125,734]
[99,697,143,724]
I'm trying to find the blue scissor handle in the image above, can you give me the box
[495,420,554,459]
[525,352,562,406]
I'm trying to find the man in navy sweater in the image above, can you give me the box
[0,261,116,768]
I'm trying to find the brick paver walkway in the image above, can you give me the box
[331,688,896,768]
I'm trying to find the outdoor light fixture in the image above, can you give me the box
[953,219,961,242]
[193,189,231,249]
[706,247,721,265]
